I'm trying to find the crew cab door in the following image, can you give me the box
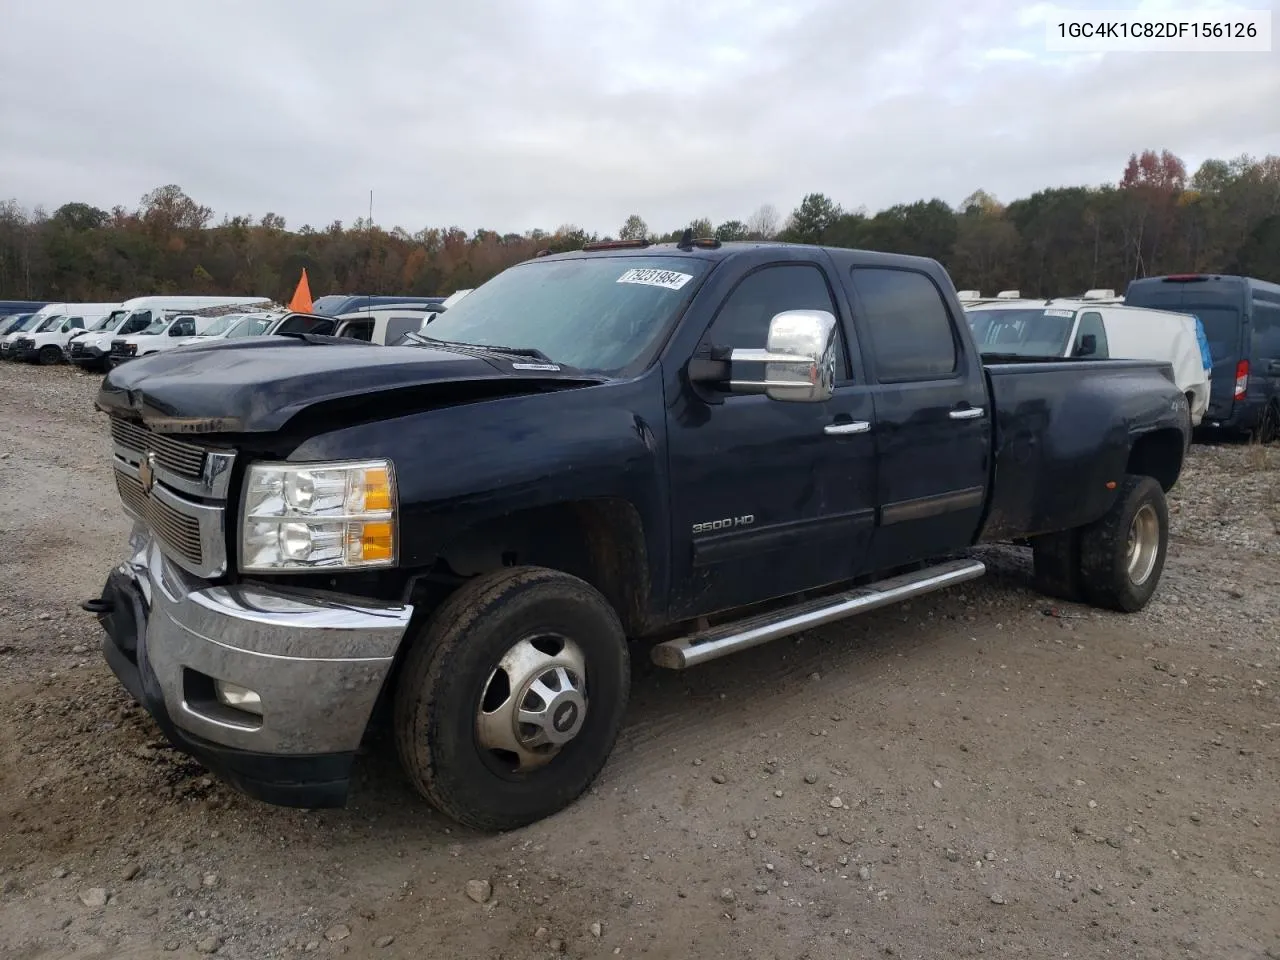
[666,259,878,620]
[844,265,991,571]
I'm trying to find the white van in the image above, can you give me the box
[108,313,217,363]
[69,295,273,371]
[1,303,69,358]
[964,300,1211,426]
[11,303,120,364]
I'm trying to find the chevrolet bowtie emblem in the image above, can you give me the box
[139,452,157,495]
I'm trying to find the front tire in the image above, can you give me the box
[394,566,630,831]
[1078,474,1169,612]
[38,345,62,365]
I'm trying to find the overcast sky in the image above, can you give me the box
[2,0,1276,236]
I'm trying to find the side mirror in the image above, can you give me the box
[692,310,838,403]
[1075,333,1097,357]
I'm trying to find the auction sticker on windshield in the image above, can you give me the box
[616,268,694,290]
[1044,308,1076,317]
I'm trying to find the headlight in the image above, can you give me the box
[240,460,397,572]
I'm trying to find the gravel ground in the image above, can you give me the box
[1,362,1278,960]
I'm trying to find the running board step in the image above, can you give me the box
[650,558,986,670]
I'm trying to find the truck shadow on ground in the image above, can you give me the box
[328,544,1043,842]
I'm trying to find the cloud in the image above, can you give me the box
[1,0,1276,235]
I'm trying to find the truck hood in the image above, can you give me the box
[96,336,606,433]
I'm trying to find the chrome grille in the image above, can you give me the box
[110,417,206,479]
[115,471,204,567]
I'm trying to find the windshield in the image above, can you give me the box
[139,318,170,335]
[92,310,129,332]
[967,307,1076,357]
[11,314,40,333]
[196,314,245,337]
[417,256,711,373]
[35,315,66,333]
[1181,306,1240,361]
[0,314,29,334]
[226,315,275,337]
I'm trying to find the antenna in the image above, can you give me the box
[369,189,373,227]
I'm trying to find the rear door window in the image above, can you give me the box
[850,267,958,381]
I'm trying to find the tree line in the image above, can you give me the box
[1,149,1277,305]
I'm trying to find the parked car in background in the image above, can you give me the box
[12,303,121,364]
[109,314,212,364]
[267,303,446,345]
[176,311,282,344]
[68,307,150,370]
[1124,274,1280,443]
[2,303,71,358]
[964,300,1211,428]
[70,296,275,371]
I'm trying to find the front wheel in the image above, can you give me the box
[38,345,62,365]
[1078,474,1169,612]
[394,566,630,831]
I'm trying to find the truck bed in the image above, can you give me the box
[978,358,1183,542]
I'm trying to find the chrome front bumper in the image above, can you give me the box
[109,526,413,760]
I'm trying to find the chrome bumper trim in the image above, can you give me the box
[123,529,413,755]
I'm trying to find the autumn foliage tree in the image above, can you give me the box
[0,151,1277,303]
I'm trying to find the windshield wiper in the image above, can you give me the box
[406,334,555,364]
[277,331,376,346]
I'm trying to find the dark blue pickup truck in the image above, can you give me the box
[87,238,1189,830]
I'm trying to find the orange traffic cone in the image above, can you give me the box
[288,268,313,313]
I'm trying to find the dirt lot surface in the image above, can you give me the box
[1,363,1278,960]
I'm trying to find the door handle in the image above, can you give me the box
[824,420,871,435]
[949,407,985,420]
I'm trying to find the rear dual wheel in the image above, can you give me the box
[1032,473,1169,613]
[394,566,630,831]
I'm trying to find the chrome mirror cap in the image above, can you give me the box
[728,309,837,403]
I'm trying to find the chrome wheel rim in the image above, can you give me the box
[1126,504,1160,586]
[476,634,588,773]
